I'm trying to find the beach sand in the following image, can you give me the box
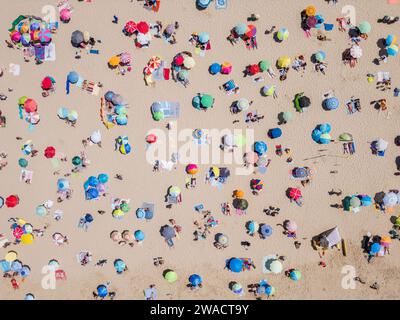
[0,0,400,300]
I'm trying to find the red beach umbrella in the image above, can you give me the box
[136,21,149,34]
[24,99,38,113]
[44,146,56,159]
[6,195,20,208]
[289,188,302,200]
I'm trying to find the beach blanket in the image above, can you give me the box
[76,79,100,96]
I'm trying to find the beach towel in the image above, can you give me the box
[324,23,334,31]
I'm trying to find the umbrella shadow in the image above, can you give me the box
[285,188,292,200]
[390,216,398,225]
[376,38,387,57]
[228,281,237,291]
[374,191,385,204]
[310,54,318,64]
[348,27,360,38]
[396,156,400,171]
[230,101,240,114]
[162,269,173,277]
[273,32,282,43]
[395,136,400,147]
[277,112,286,125]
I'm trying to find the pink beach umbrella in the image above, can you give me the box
[284,220,298,233]
[120,52,132,65]
[38,29,52,43]
[244,151,259,165]
[11,31,21,43]
[125,21,137,34]
[60,8,71,22]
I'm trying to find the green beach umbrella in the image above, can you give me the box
[18,96,28,106]
[338,133,353,142]
[201,94,214,109]
[120,202,130,213]
[72,156,82,166]
[18,158,28,168]
[358,21,371,34]
[350,196,361,208]
[152,111,164,121]
[259,60,271,72]
[164,270,178,283]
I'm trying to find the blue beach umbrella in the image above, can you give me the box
[58,107,69,119]
[192,96,201,110]
[98,173,109,184]
[318,123,331,134]
[114,259,126,273]
[260,224,273,237]
[57,178,69,191]
[86,187,99,200]
[97,285,108,298]
[11,260,23,273]
[370,243,381,255]
[67,71,79,84]
[268,128,282,139]
[134,230,145,241]
[290,270,302,281]
[360,195,372,206]
[323,97,339,110]
[253,141,267,155]
[198,32,210,44]
[319,133,332,144]
[209,63,221,75]
[20,265,31,278]
[88,176,99,187]
[312,128,322,142]
[136,208,146,219]
[229,258,243,273]
[189,274,202,286]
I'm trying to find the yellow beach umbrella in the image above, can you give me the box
[306,6,316,16]
[21,233,34,245]
[108,56,120,67]
[277,56,291,68]
[5,251,17,262]
[211,166,220,178]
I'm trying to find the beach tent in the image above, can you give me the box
[314,227,341,249]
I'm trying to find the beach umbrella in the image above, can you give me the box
[164,24,176,36]
[260,224,273,237]
[60,8,71,22]
[24,99,37,113]
[290,270,302,281]
[26,112,40,125]
[161,225,176,240]
[134,230,145,241]
[6,195,19,208]
[338,133,353,142]
[151,102,162,113]
[210,166,220,178]
[189,274,202,286]
[90,131,102,144]
[269,260,283,274]
[11,260,23,272]
[306,16,317,28]
[41,77,54,90]
[350,196,361,208]
[306,5,316,16]
[83,31,91,43]
[233,189,245,199]
[86,188,99,200]
[115,105,128,116]
[198,32,210,44]
[244,151,259,165]
[183,56,196,69]
[229,258,243,273]
[67,71,79,84]
[137,21,150,34]
[71,30,84,47]
[10,31,21,43]
[319,123,331,134]
[24,294,35,301]
[358,21,371,34]
[98,173,109,183]
[97,285,108,298]
[124,21,137,34]
[116,115,128,125]
[105,91,115,102]
[201,94,214,109]
[376,138,388,151]
[231,282,243,294]
[36,205,47,217]
[13,226,23,239]
[315,50,326,62]
[259,60,271,72]
[21,33,31,46]
[174,55,184,66]
[186,164,198,175]
[282,111,293,122]
[269,128,282,139]
[121,230,134,242]
[386,34,397,46]
[324,97,339,110]
[247,221,259,234]
[110,231,122,242]
[67,110,78,122]
[360,195,372,206]
[197,0,211,9]
[111,94,124,106]
[387,44,399,57]
[289,188,302,200]
[254,141,267,155]
[262,85,275,96]
[20,265,31,278]
[21,233,33,245]
[284,220,297,233]
[192,96,201,110]
[319,133,331,144]
[209,63,221,75]
[221,62,232,74]
[136,208,146,219]
[18,158,28,168]
[232,198,249,210]
[169,186,181,197]
[57,178,69,191]
[44,146,55,159]
[38,29,51,43]
[114,259,126,273]
[381,236,392,247]
[350,45,363,59]
[112,208,124,220]
[383,192,398,207]
[120,52,132,65]
[237,98,250,111]
[234,23,248,36]
[52,104,63,120]
[277,28,289,41]
[5,251,17,262]
[177,70,189,81]
[277,56,291,68]
[152,111,164,121]
[108,56,120,68]
[370,242,381,255]
[23,223,33,234]
[248,64,260,75]
[164,270,178,283]
[30,30,40,42]
[217,234,229,245]
[136,32,151,46]
[18,96,28,106]
[223,134,234,147]
[245,25,257,38]
[0,197,3,208]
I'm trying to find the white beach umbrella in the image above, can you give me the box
[383,192,398,207]
[350,45,363,59]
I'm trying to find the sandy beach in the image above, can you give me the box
[0,0,400,300]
